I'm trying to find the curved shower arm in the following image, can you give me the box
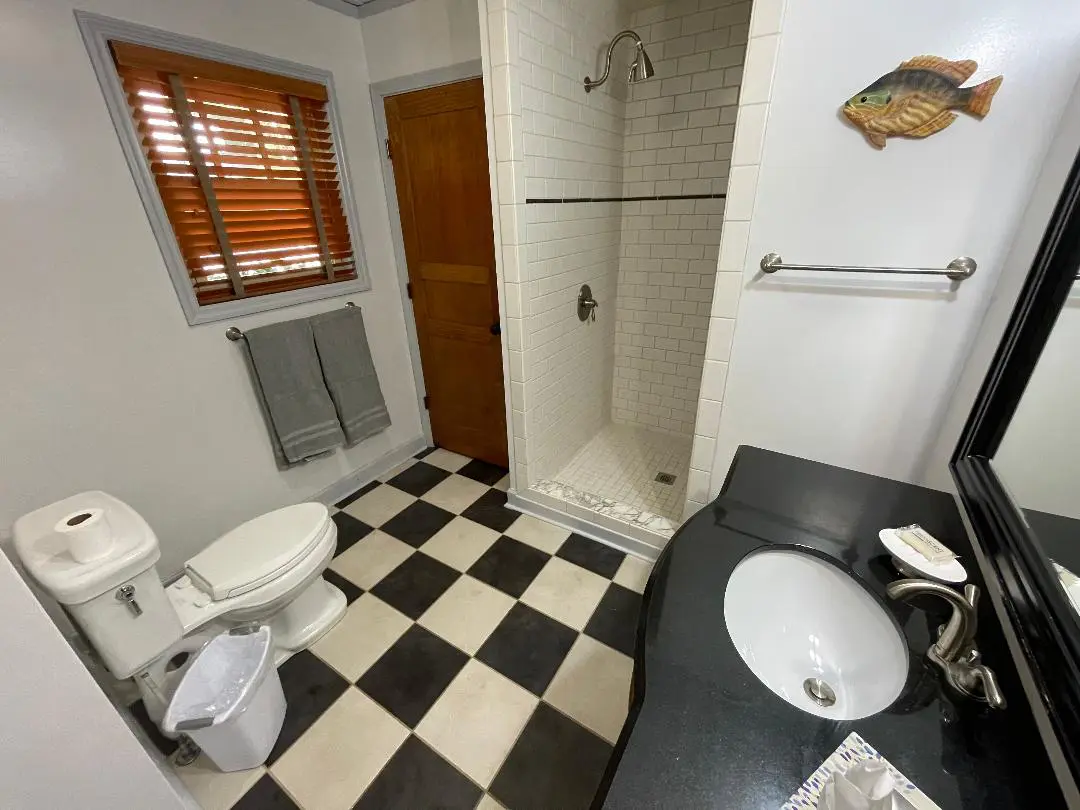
[584,30,645,93]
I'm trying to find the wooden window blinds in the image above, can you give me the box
[110,42,357,305]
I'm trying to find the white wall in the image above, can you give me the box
[0,0,423,576]
[705,0,1080,501]
[612,0,749,436]
[361,0,481,83]
[0,552,189,809]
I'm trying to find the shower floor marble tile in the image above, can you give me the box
[161,448,654,810]
[556,423,692,522]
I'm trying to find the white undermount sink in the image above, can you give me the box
[724,548,908,720]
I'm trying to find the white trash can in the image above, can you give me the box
[162,625,285,772]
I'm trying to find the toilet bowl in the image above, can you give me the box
[13,492,347,729]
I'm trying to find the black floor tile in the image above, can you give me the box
[381,500,455,548]
[467,536,549,598]
[476,603,576,695]
[556,534,626,579]
[388,461,451,497]
[333,511,374,556]
[129,699,177,758]
[335,479,381,509]
[584,583,642,657]
[370,552,461,619]
[414,446,437,459]
[267,651,350,763]
[233,775,301,810]
[490,702,613,810]
[457,458,508,486]
[323,568,364,604]
[352,735,481,809]
[357,626,469,728]
[461,489,519,533]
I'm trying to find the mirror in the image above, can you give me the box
[994,288,1080,611]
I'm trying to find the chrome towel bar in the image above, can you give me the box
[760,253,977,282]
[225,301,356,341]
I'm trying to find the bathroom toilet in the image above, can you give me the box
[13,491,346,726]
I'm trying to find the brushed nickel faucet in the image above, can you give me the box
[886,579,1006,708]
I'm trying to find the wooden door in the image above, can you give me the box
[385,79,508,467]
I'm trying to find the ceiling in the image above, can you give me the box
[307,0,416,19]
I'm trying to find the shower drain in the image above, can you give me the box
[654,472,677,485]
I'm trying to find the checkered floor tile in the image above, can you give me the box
[170,447,654,810]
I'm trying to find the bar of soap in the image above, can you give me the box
[896,525,957,564]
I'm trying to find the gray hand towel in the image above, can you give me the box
[311,306,391,446]
[242,318,346,468]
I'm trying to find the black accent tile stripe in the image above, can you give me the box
[525,193,726,204]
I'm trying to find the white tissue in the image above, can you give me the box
[822,762,917,810]
[55,507,114,563]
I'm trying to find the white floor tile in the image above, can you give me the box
[311,594,412,681]
[422,474,490,514]
[423,448,471,472]
[330,530,414,589]
[171,753,263,810]
[271,688,408,810]
[343,485,416,527]
[613,555,654,594]
[476,795,507,810]
[419,575,515,654]
[556,424,692,521]
[493,475,511,492]
[420,517,500,572]
[520,557,609,630]
[504,514,570,554]
[544,635,633,743]
[416,659,538,788]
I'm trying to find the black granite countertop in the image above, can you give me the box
[598,446,1063,809]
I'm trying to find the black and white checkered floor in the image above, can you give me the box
[167,446,653,810]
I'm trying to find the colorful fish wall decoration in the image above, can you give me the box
[842,55,1003,149]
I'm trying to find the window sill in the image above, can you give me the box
[183,276,373,325]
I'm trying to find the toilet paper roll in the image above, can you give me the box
[55,508,114,563]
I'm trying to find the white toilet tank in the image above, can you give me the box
[13,492,183,679]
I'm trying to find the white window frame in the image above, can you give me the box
[76,11,371,325]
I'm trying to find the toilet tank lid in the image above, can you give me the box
[185,503,331,601]
[12,491,160,605]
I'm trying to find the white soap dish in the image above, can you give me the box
[879,529,967,584]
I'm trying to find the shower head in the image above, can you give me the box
[584,30,655,93]
[628,43,655,85]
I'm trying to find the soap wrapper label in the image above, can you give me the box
[782,732,942,810]
[896,525,957,564]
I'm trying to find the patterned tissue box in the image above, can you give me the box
[782,732,942,810]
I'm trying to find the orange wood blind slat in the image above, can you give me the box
[111,40,353,305]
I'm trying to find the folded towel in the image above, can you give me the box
[311,306,391,446]
[242,318,345,468]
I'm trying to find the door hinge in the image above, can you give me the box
[385,138,392,160]
[423,395,430,409]
[406,282,413,299]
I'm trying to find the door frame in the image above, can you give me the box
[369,61,486,450]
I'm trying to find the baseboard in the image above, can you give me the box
[314,434,429,507]
[507,490,663,562]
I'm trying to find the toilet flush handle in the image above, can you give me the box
[116,584,143,617]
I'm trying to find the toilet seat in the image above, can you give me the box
[167,503,338,634]
[186,503,332,600]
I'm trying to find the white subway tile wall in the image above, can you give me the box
[516,0,630,482]
[611,0,752,436]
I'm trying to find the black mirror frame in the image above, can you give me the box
[952,145,1080,784]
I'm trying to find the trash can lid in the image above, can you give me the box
[162,626,274,734]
